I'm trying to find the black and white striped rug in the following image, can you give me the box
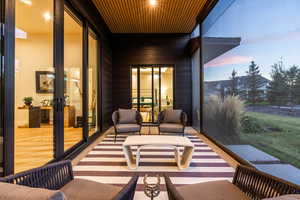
[73,127,234,200]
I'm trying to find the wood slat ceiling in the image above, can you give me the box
[92,0,208,33]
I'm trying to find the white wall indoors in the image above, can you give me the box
[15,33,82,127]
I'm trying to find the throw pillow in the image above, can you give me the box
[118,109,137,124]
[164,109,182,123]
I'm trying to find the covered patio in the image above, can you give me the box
[0,0,300,199]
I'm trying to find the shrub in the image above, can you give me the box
[240,115,264,134]
[203,95,244,144]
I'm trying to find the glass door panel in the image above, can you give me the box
[131,66,174,123]
[88,29,98,136]
[64,9,83,151]
[131,68,138,110]
[139,67,153,123]
[161,67,173,110]
[153,67,160,122]
[15,0,54,172]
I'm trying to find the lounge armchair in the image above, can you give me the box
[164,165,300,200]
[112,109,143,142]
[0,160,139,200]
[158,109,187,136]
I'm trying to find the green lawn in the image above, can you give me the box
[240,112,300,168]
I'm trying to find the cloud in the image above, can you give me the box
[205,55,253,68]
[242,28,300,45]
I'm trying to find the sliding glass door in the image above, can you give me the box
[14,0,54,172]
[131,65,174,123]
[8,0,101,173]
[63,7,83,151]
[88,29,99,136]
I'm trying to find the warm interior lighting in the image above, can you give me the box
[149,0,157,7]
[43,12,52,22]
[140,68,168,72]
[15,28,27,39]
[20,0,32,5]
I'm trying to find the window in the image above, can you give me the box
[191,24,200,38]
[192,49,200,131]
[131,66,174,123]
[15,0,54,172]
[202,0,300,184]
[88,29,99,136]
[64,8,83,151]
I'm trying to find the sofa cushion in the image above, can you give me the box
[0,182,65,200]
[61,178,121,200]
[160,123,184,133]
[176,180,251,200]
[116,124,140,133]
[118,109,137,124]
[164,109,182,123]
[263,195,300,200]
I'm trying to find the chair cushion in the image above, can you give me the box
[118,109,137,124]
[176,180,251,200]
[160,123,184,133]
[0,182,65,200]
[263,195,300,200]
[116,124,140,133]
[164,109,182,123]
[61,179,121,200]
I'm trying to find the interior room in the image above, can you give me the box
[131,66,173,123]
[0,0,299,199]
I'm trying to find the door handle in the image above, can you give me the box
[60,97,64,112]
[53,98,58,112]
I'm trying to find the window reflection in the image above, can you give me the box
[64,8,83,151]
[88,30,98,136]
[202,0,300,185]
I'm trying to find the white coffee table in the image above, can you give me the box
[122,135,194,170]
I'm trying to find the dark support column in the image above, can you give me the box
[199,26,204,133]
[137,68,140,112]
[3,0,15,176]
[54,0,65,159]
[151,66,154,123]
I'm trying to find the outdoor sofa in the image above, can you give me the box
[164,165,300,200]
[0,160,138,200]
[158,109,187,136]
[112,108,143,142]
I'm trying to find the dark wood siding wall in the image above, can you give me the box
[102,41,113,130]
[112,34,192,124]
[69,0,113,131]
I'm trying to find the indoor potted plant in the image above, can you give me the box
[23,97,33,107]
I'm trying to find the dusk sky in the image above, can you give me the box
[204,0,300,82]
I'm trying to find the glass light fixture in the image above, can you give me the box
[43,11,52,22]
[20,0,32,6]
[149,0,157,7]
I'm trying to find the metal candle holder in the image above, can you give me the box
[143,174,161,200]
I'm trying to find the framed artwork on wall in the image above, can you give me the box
[36,71,67,93]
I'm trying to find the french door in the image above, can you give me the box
[131,65,174,123]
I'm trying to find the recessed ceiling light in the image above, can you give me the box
[149,0,157,7]
[43,11,52,22]
[20,0,32,6]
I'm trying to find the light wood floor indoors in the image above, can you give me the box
[15,126,84,173]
